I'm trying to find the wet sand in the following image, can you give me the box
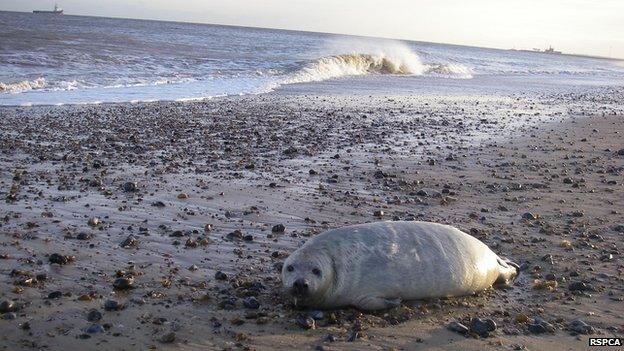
[0,89,623,350]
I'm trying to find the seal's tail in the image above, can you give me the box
[494,257,519,287]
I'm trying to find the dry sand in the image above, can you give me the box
[0,89,623,350]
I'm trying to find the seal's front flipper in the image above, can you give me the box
[494,257,519,288]
[355,296,402,310]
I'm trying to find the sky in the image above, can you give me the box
[2,0,623,58]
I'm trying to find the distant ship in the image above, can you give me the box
[515,45,563,55]
[530,46,562,55]
[33,4,63,14]
[543,46,562,54]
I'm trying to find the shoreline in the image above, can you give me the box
[0,92,623,350]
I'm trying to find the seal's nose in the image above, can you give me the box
[292,278,309,296]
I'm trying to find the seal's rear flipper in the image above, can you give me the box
[494,257,519,288]
[356,296,402,310]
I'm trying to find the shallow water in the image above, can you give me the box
[1,11,623,105]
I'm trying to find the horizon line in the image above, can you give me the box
[2,9,622,61]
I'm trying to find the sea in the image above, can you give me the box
[1,11,623,106]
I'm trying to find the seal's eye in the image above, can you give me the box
[312,268,321,276]
[286,265,294,272]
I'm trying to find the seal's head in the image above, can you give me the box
[281,250,334,306]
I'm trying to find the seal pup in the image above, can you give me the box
[282,221,517,310]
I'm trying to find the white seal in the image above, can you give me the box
[282,221,517,310]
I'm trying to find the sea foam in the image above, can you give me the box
[0,78,46,93]
[284,40,472,84]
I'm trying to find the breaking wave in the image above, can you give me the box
[284,51,472,84]
[0,78,46,93]
[284,52,427,83]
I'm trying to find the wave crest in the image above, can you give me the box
[285,50,472,84]
[285,52,427,84]
[0,78,46,93]
[426,63,473,78]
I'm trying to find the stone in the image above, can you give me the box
[448,321,469,334]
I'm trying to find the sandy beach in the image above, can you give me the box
[1,88,623,350]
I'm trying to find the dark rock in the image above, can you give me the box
[569,319,595,335]
[112,277,135,290]
[324,334,337,342]
[0,300,18,313]
[76,232,92,240]
[470,317,497,337]
[48,291,63,299]
[160,332,176,343]
[225,230,243,241]
[104,300,122,311]
[528,323,548,334]
[214,271,228,281]
[528,317,556,334]
[151,201,166,208]
[600,254,613,262]
[272,224,285,233]
[87,309,102,322]
[85,324,105,334]
[49,253,73,265]
[296,314,315,329]
[243,297,260,309]
[569,281,595,292]
[522,212,538,220]
[122,182,137,192]
[120,234,139,248]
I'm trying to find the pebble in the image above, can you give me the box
[272,224,286,233]
[324,334,337,342]
[87,309,102,322]
[569,319,595,334]
[88,217,100,227]
[243,297,260,309]
[569,281,595,292]
[448,321,470,334]
[122,181,137,192]
[112,277,135,290]
[527,323,548,334]
[469,317,497,337]
[0,300,18,313]
[48,291,63,299]
[528,317,556,334]
[104,300,122,311]
[160,332,176,343]
[49,253,73,265]
[214,271,228,280]
[120,234,139,248]
[76,232,92,240]
[296,314,316,329]
[85,324,105,334]
[522,212,538,220]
